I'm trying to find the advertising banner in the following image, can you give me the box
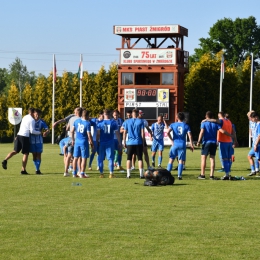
[144,127,172,146]
[114,25,179,34]
[120,49,176,65]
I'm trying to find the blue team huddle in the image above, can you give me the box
[55,108,195,180]
[4,107,259,181]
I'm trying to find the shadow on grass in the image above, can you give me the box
[133,182,188,186]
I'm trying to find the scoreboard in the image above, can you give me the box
[124,88,169,120]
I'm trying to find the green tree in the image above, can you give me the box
[185,53,240,139]
[103,63,118,110]
[0,94,8,138]
[55,71,75,119]
[82,71,96,115]
[45,74,55,129]
[21,83,33,109]
[0,68,8,93]
[232,58,260,145]
[185,53,260,144]
[88,66,107,115]
[191,16,260,66]
[33,75,53,128]
[7,58,36,100]
[6,84,21,136]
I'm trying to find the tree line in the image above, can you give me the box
[185,53,260,146]
[0,62,118,140]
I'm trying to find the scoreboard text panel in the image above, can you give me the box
[124,88,169,120]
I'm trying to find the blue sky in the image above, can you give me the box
[0,0,259,76]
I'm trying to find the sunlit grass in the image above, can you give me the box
[0,143,259,259]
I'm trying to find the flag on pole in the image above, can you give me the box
[221,55,225,81]
[78,56,83,80]
[53,55,57,82]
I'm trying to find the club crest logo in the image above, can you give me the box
[125,89,135,101]
[166,51,173,58]
[123,51,131,59]
[158,89,169,102]
[8,108,22,125]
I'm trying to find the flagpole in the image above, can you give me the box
[219,73,223,112]
[249,53,253,111]
[80,54,83,107]
[52,54,55,145]
[219,53,225,111]
[249,53,254,148]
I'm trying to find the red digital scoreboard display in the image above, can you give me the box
[124,88,169,120]
[136,89,157,102]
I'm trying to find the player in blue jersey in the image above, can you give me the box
[96,109,121,178]
[121,110,136,169]
[217,113,237,172]
[112,110,124,170]
[223,113,237,170]
[253,113,260,174]
[166,112,194,180]
[123,109,145,178]
[203,112,238,180]
[29,109,49,174]
[247,110,259,175]
[150,115,168,168]
[248,110,255,145]
[196,111,219,179]
[71,109,94,178]
[248,112,260,176]
[88,111,103,171]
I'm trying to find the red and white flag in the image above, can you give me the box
[53,54,57,82]
[78,55,83,80]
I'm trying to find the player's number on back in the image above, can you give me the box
[77,123,85,133]
[104,124,111,134]
[177,126,183,135]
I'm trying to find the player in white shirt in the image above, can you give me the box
[63,107,82,177]
[2,108,41,174]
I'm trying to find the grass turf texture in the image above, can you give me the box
[0,144,259,260]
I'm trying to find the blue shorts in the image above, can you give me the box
[201,142,217,156]
[151,139,164,152]
[219,143,234,159]
[65,138,74,154]
[59,137,70,154]
[254,145,260,160]
[98,141,115,161]
[30,143,43,153]
[73,142,89,159]
[169,143,186,161]
[219,142,232,159]
[248,147,256,157]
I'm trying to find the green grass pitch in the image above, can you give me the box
[0,143,259,259]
